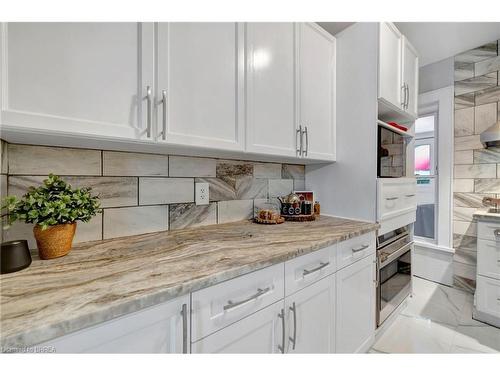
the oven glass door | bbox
[378,247,412,325]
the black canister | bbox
[1,240,32,274]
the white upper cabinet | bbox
[245,23,297,157]
[156,23,244,151]
[378,22,403,111]
[1,23,154,140]
[378,22,419,121]
[298,23,336,161]
[402,36,419,118]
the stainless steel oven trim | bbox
[378,242,413,269]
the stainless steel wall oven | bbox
[376,226,412,326]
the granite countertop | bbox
[473,208,500,221]
[0,215,379,348]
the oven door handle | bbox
[378,242,413,269]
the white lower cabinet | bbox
[35,231,378,353]
[285,275,336,353]
[335,253,377,353]
[40,295,189,353]
[191,301,285,353]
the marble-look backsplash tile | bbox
[455,108,474,136]
[268,179,294,198]
[454,135,483,151]
[454,93,475,110]
[474,178,500,193]
[454,72,497,96]
[473,148,500,163]
[253,163,281,178]
[454,164,496,179]
[474,55,500,77]
[103,151,168,176]
[282,164,305,179]
[454,192,493,208]
[1,141,307,244]
[453,39,499,292]
[169,156,216,178]
[9,145,101,176]
[474,102,497,135]
[103,206,169,239]
[454,150,473,165]
[1,140,8,174]
[217,199,253,224]
[169,203,217,230]
[139,177,194,205]
[9,175,138,208]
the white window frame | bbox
[414,86,454,253]
[414,114,438,243]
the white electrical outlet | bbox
[195,182,210,205]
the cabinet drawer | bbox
[477,239,500,280]
[476,275,500,318]
[377,178,417,221]
[285,245,336,296]
[478,221,500,242]
[191,263,284,342]
[337,232,376,270]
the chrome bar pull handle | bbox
[223,287,271,311]
[160,89,167,140]
[386,197,398,201]
[302,262,330,276]
[145,86,152,138]
[297,125,303,155]
[181,303,188,354]
[289,302,297,350]
[406,84,410,110]
[352,244,369,253]
[405,194,415,197]
[401,84,406,109]
[278,308,285,353]
[303,126,309,157]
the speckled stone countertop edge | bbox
[1,218,379,348]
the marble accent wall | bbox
[0,141,305,248]
[453,40,500,292]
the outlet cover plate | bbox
[195,182,210,205]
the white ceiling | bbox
[395,22,500,67]
[317,22,354,36]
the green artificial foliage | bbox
[1,174,101,230]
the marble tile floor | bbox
[370,276,500,353]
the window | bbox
[414,114,437,242]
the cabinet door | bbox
[336,253,376,353]
[476,275,500,319]
[378,22,402,109]
[285,275,335,353]
[1,23,154,140]
[192,301,285,353]
[41,295,189,353]
[402,37,419,118]
[245,23,297,157]
[298,23,336,161]
[156,23,244,151]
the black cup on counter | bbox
[1,240,32,274]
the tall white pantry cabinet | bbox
[0,22,336,163]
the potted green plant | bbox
[1,174,101,260]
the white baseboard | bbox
[413,242,454,286]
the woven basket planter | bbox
[33,222,77,260]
